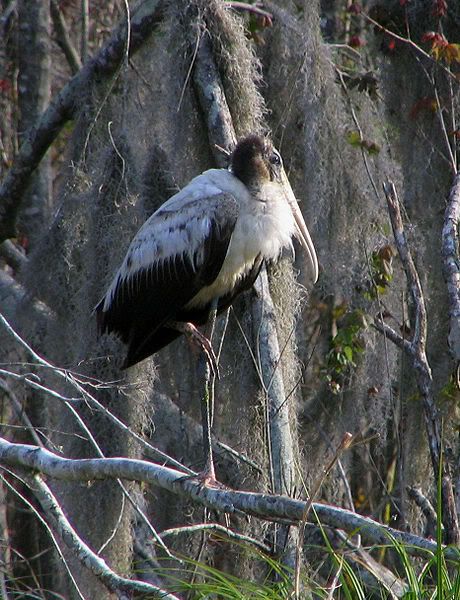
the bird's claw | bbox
[170,321,220,379]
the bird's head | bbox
[230,135,282,188]
[230,134,319,283]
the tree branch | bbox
[160,522,271,553]
[1,437,458,562]
[372,316,413,355]
[29,474,180,600]
[0,0,165,242]
[0,269,52,324]
[381,181,460,544]
[0,240,27,273]
[192,30,237,165]
[50,0,83,75]
[407,485,437,538]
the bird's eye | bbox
[269,151,281,166]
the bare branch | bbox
[372,316,413,355]
[1,437,458,562]
[160,522,271,553]
[30,474,180,600]
[1,472,86,599]
[407,486,437,538]
[382,183,427,355]
[0,0,165,242]
[0,269,52,324]
[50,0,82,74]
[192,31,237,166]
[331,529,407,599]
[252,269,296,497]
[0,240,27,272]
[381,181,460,544]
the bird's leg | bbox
[167,309,221,486]
[198,298,219,486]
[167,320,220,379]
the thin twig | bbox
[225,1,273,21]
[0,312,195,475]
[362,12,457,82]
[433,86,456,173]
[293,433,353,600]
[0,378,43,447]
[160,522,271,553]
[50,0,82,74]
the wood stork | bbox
[95,135,318,370]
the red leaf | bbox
[0,79,11,93]
[410,96,438,120]
[348,3,362,14]
[349,35,365,48]
[432,0,448,17]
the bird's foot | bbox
[179,461,225,489]
[169,320,220,379]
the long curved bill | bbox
[280,169,319,283]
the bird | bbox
[95,134,318,371]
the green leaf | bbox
[346,130,362,147]
[343,346,353,362]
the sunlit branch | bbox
[1,436,458,562]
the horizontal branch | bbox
[0,270,53,325]
[160,522,271,553]
[0,240,28,272]
[1,437,458,562]
[0,0,165,242]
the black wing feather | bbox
[96,198,238,368]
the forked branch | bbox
[374,181,459,544]
[29,474,179,600]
